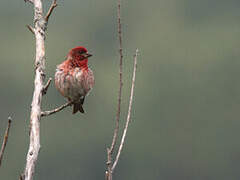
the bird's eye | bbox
[79,50,85,55]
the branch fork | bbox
[106,49,138,180]
[105,0,139,179]
[26,0,57,35]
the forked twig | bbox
[112,49,138,172]
[41,102,73,117]
[0,117,12,167]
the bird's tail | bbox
[72,103,85,114]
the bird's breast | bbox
[55,66,94,101]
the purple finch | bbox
[55,46,94,114]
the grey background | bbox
[1,0,240,179]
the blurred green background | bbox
[1,0,240,179]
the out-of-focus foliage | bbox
[1,0,240,179]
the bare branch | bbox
[41,102,73,117]
[45,0,57,22]
[110,0,124,154]
[0,117,12,167]
[26,25,35,34]
[22,0,57,179]
[112,49,138,172]
[106,0,123,179]
[42,78,52,95]
[109,0,124,154]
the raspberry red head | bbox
[68,46,92,61]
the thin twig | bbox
[0,117,12,167]
[45,0,57,22]
[112,49,138,172]
[110,0,124,153]
[106,0,123,179]
[26,25,35,34]
[41,102,72,117]
[42,78,52,95]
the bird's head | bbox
[68,46,92,60]
[68,46,92,68]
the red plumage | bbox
[55,46,94,114]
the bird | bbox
[55,46,94,114]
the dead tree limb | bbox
[22,1,57,180]
[0,117,12,167]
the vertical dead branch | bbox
[110,0,124,153]
[23,0,45,178]
[22,1,57,180]
[0,117,12,167]
[112,49,138,172]
[106,0,123,179]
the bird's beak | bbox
[86,53,92,58]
